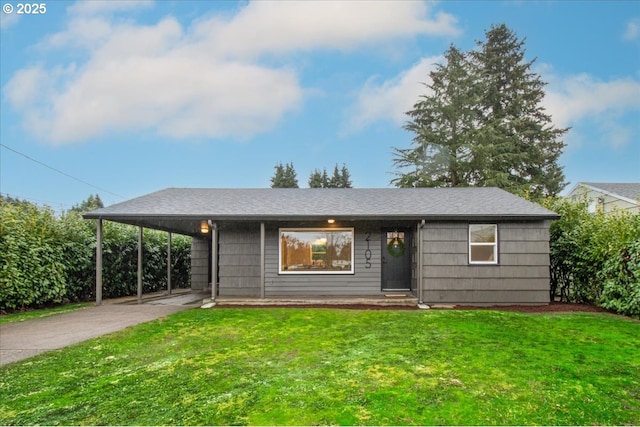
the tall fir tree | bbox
[392,45,479,188]
[393,25,567,200]
[270,162,299,188]
[470,24,567,199]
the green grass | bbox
[0,303,91,325]
[1,308,638,425]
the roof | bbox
[84,187,558,235]
[567,182,640,205]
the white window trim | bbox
[468,224,498,265]
[279,227,355,275]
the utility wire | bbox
[0,143,126,200]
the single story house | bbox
[566,182,640,215]
[84,187,558,306]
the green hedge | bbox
[544,197,640,317]
[0,200,191,312]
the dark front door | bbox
[381,229,412,291]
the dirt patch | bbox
[453,302,608,313]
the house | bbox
[566,182,640,214]
[84,187,558,306]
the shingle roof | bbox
[85,187,557,221]
[581,182,640,203]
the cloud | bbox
[348,58,640,149]
[544,72,640,147]
[4,1,459,145]
[194,1,460,58]
[346,56,442,131]
[623,18,640,41]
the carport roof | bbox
[84,187,558,235]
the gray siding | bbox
[218,226,261,296]
[421,221,550,305]
[190,237,209,290]
[264,226,382,296]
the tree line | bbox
[271,162,352,188]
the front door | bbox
[381,229,412,291]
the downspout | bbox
[209,220,218,302]
[418,219,426,305]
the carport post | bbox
[167,232,172,295]
[260,222,265,299]
[96,218,103,306]
[138,226,143,304]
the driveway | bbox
[0,292,206,366]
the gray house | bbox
[84,187,558,306]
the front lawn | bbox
[0,308,638,425]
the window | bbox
[469,224,498,264]
[279,228,354,274]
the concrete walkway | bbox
[0,291,206,366]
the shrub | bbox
[544,197,640,316]
[0,201,66,311]
[0,198,191,311]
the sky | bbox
[1,0,639,211]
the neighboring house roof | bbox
[567,182,640,205]
[84,187,557,235]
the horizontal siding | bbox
[421,221,550,305]
[190,237,208,290]
[423,290,550,305]
[265,226,382,296]
[218,227,260,296]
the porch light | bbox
[327,219,335,224]
[200,220,209,234]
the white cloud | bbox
[194,1,460,58]
[544,72,640,147]
[0,8,20,30]
[347,56,442,131]
[348,58,640,149]
[4,0,459,145]
[623,18,640,41]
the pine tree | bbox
[308,164,352,188]
[340,164,353,188]
[329,164,342,188]
[392,25,567,200]
[471,24,567,199]
[392,45,479,188]
[308,169,328,188]
[270,162,299,188]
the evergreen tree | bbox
[392,25,567,200]
[308,164,352,188]
[308,169,328,188]
[329,164,343,188]
[471,24,567,199]
[270,162,299,188]
[340,164,353,188]
[392,45,479,188]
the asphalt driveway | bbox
[0,292,205,366]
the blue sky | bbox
[1,0,639,210]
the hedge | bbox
[0,200,191,312]
[544,197,640,317]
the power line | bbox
[0,143,126,200]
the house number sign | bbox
[364,233,372,269]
